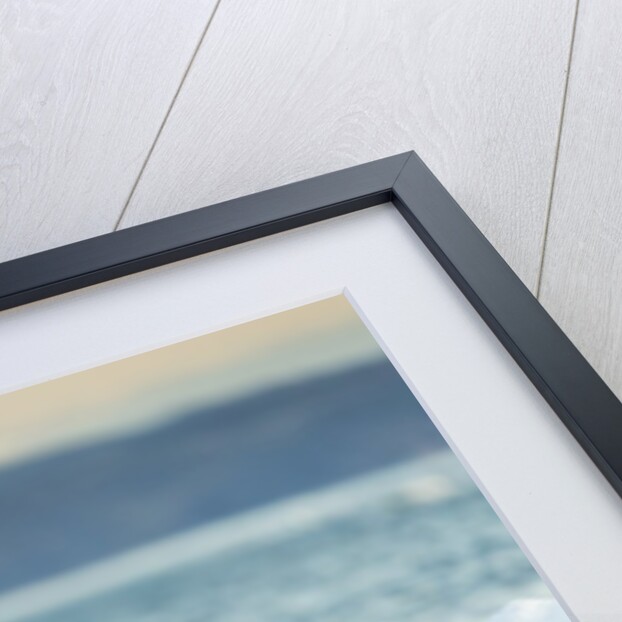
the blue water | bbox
[0,360,442,590]
[0,359,560,620]
[22,454,549,622]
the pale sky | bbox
[0,296,385,466]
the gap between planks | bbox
[535,0,581,299]
[113,0,225,231]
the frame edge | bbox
[0,153,411,311]
[393,151,622,498]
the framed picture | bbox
[0,152,620,621]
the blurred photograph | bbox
[0,295,567,622]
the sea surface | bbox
[0,453,568,622]
[0,360,568,621]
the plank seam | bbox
[535,0,581,298]
[112,0,225,232]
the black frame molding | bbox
[2,151,621,498]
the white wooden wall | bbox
[1,0,620,400]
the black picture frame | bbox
[1,151,621,499]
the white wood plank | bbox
[539,0,622,400]
[0,0,218,261]
[119,0,576,291]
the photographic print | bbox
[0,296,567,622]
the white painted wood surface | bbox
[118,0,576,291]
[539,0,622,400]
[0,0,218,262]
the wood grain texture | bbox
[539,0,622,399]
[119,0,576,291]
[0,0,218,261]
